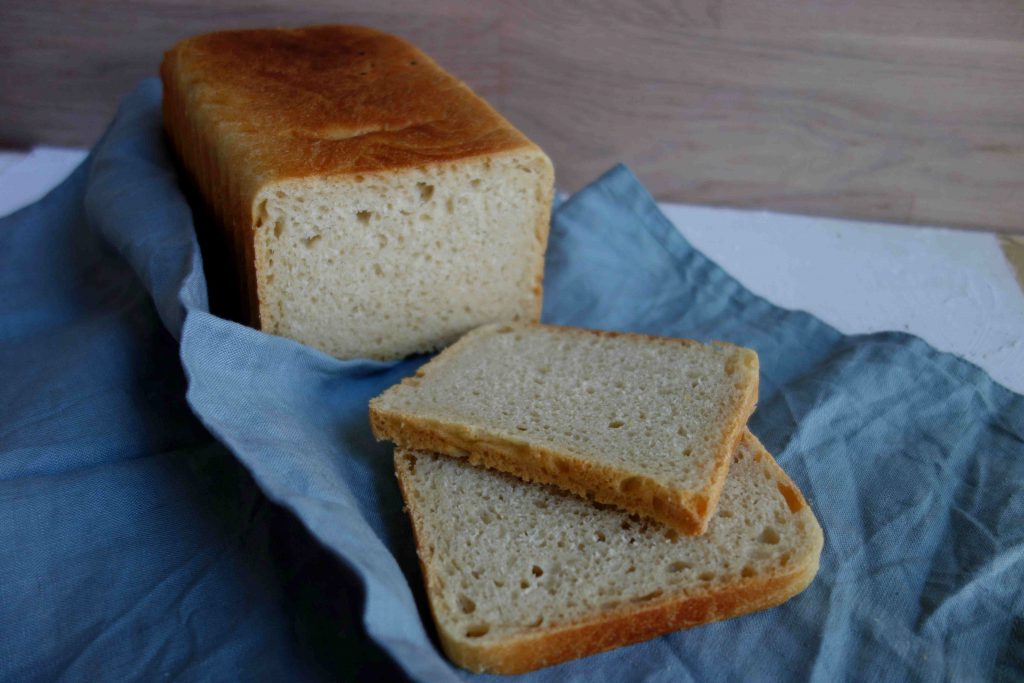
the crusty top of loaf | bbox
[161,25,537,182]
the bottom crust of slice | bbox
[437,557,819,675]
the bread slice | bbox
[394,432,823,674]
[371,323,759,535]
[161,26,553,360]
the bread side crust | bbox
[161,26,551,336]
[526,165,554,320]
[372,323,759,534]
[393,435,824,675]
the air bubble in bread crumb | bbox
[457,594,476,614]
[465,624,489,638]
[416,182,434,202]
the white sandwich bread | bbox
[371,323,760,534]
[162,26,554,360]
[394,432,823,674]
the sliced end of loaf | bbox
[252,153,552,360]
[395,432,822,674]
[372,323,760,534]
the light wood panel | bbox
[1,1,1022,232]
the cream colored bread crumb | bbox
[395,432,823,674]
[253,155,551,359]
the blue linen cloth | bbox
[1,78,1021,681]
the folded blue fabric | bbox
[1,79,1021,681]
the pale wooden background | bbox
[2,0,1023,233]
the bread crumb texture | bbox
[374,323,758,497]
[254,157,550,359]
[396,432,822,672]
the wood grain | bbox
[1,0,1022,232]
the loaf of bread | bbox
[371,323,759,534]
[161,26,554,360]
[395,432,823,674]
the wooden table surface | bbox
[1,1,1023,234]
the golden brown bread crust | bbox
[393,433,823,674]
[160,25,546,329]
[372,323,759,535]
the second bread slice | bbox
[395,432,823,673]
[370,323,759,534]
